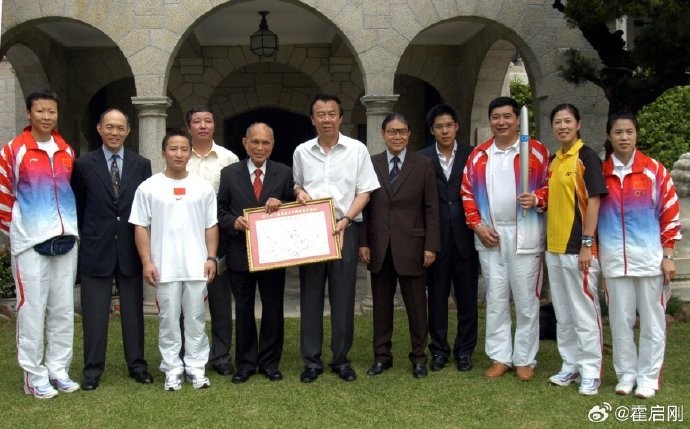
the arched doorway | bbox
[223,108,315,166]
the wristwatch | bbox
[207,256,220,263]
[581,235,593,248]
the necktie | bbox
[253,169,263,200]
[389,156,400,190]
[110,154,120,194]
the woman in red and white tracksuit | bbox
[598,111,681,400]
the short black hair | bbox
[185,106,214,127]
[488,97,520,118]
[309,94,343,117]
[161,129,191,151]
[98,108,130,127]
[606,111,638,134]
[425,104,458,129]
[26,88,58,111]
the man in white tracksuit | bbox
[461,97,550,381]
[130,129,219,391]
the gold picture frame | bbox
[244,198,342,272]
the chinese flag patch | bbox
[173,187,186,196]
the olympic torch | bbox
[519,105,530,217]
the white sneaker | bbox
[50,377,81,393]
[24,384,58,399]
[549,371,581,387]
[186,373,211,389]
[635,386,656,399]
[579,378,600,395]
[615,381,635,395]
[164,373,183,391]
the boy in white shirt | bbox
[129,130,219,391]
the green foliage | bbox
[666,296,685,317]
[509,79,536,136]
[636,86,690,169]
[555,0,690,112]
[556,48,600,86]
[0,252,14,298]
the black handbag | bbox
[33,235,77,256]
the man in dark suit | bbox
[418,104,480,373]
[217,122,294,384]
[359,113,440,378]
[71,108,153,390]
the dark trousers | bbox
[427,240,479,359]
[207,269,233,367]
[228,268,285,372]
[299,224,358,370]
[81,270,147,378]
[371,247,428,365]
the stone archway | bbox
[471,39,519,146]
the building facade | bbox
[1,0,608,168]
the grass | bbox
[0,311,689,428]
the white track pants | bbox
[606,276,668,391]
[545,252,603,379]
[156,280,209,377]
[479,225,542,367]
[12,247,77,389]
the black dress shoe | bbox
[366,361,392,376]
[130,371,154,384]
[300,367,323,383]
[259,367,283,381]
[232,370,254,384]
[82,376,100,391]
[456,355,473,372]
[412,363,428,378]
[213,363,234,376]
[333,365,357,382]
[430,355,448,372]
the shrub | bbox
[0,251,15,298]
[510,79,536,136]
[637,86,690,170]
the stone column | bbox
[359,94,399,311]
[132,95,171,315]
[132,96,171,174]
[670,154,690,301]
[360,95,400,155]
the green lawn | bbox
[0,311,688,428]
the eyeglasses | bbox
[385,128,410,136]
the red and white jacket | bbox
[0,127,78,255]
[598,150,681,278]
[461,137,549,254]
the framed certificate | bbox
[244,198,342,271]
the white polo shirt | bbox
[292,133,380,221]
[488,138,518,224]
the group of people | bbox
[0,89,680,402]
[462,100,680,400]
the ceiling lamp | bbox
[250,11,279,58]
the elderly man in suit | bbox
[71,108,153,390]
[418,104,480,373]
[359,113,440,378]
[217,122,294,384]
